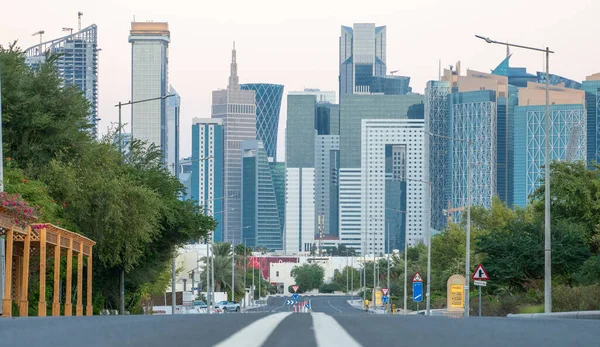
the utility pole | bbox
[386,220,390,314]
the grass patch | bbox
[519,304,544,314]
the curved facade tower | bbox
[240,83,284,159]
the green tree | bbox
[290,263,325,293]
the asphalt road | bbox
[2,295,598,347]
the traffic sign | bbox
[292,285,300,293]
[412,272,423,282]
[474,280,487,287]
[472,264,490,281]
[381,288,389,296]
[413,282,423,302]
[286,299,294,305]
[382,296,389,304]
[305,302,310,309]
[292,293,299,300]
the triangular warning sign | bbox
[472,264,490,280]
[412,272,423,282]
[381,288,389,296]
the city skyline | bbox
[4,0,599,163]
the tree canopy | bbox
[0,44,215,313]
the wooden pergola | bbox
[1,207,96,317]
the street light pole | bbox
[476,35,554,313]
[426,182,432,316]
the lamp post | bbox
[475,34,554,314]
[113,94,176,316]
[232,226,251,302]
[385,208,408,315]
[424,130,472,317]
[243,237,256,307]
[369,216,391,314]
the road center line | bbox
[213,313,291,347]
[311,312,362,347]
[328,300,343,313]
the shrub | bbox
[319,282,341,293]
[553,285,600,312]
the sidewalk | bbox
[347,299,387,314]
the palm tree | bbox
[199,242,245,298]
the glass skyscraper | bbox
[129,22,171,166]
[240,83,284,159]
[581,73,600,165]
[242,140,282,251]
[25,25,99,136]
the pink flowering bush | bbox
[0,191,43,229]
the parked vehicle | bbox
[215,301,241,312]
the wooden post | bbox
[38,228,47,316]
[52,242,60,316]
[65,238,73,316]
[86,247,93,316]
[76,241,83,316]
[19,226,31,317]
[1,228,14,317]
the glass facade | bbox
[448,91,497,222]
[339,94,425,168]
[242,141,282,251]
[269,162,286,243]
[581,80,600,164]
[513,104,587,207]
[166,86,180,174]
[25,25,99,136]
[339,24,387,95]
[286,95,317,168]
[240,83,284,159]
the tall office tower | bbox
[25,25,99,136]
[212,44,256,244]
[269,162,286,246]
[165,86,180,174]
[241,140,282,251]
[339,23,386,95]
[513,82,586,207]
[315,103,340,238]
[338,94,424,254]
[288,88,336,104]
[240,83,284,159]
[129,22,171,163]
[191,118,225,242]
[363,119,425,254]
[581,73,600,165]
[285,95,317,254]
[424,80,450,232]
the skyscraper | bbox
[212,44,257,244]
[338,94,424,253]
[513,82,586,207]
[242,140,282,251]
[25,25,99,136]
[288,88,336,104]
[363,119,425,254]
[240,83,284,159]
[129,22,171,165]
[339,24,386,95]
[285,95,317,254]
[581,73,600,165]
[191,118,225,242]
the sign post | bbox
[471,264,489,317]
[381,288,389,314]
[412,273,423,313]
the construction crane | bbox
[63,27,73,35]
[32,30,45,45]
[78,12,83,31]
[443,201,464,224]
[390,70,399,75]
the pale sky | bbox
[2,0,599,162]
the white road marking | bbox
[311,312,362,347]
[213,312,291,347]
[327,300,343,313]
[271,299,287,312]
